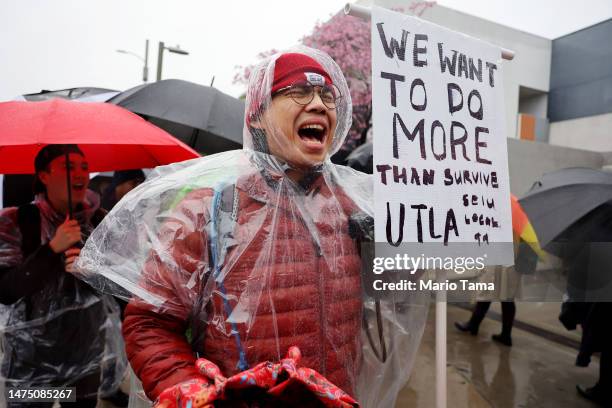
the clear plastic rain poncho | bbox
[76,46,428,407]
[0,191,126,404]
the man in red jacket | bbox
[77,48,374,407]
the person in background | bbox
[0,144,126,407]
[560,302,611,406]
[455,233,538,347]
[455,299,516,346]
[87,174,113,198]
[558,207,612,406]
[101,169,145,211]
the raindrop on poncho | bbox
[76,46,428,408]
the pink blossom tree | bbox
[302,12,372,154]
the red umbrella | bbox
[0,98,199,174]
[0,98,200,217]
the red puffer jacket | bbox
[123,171,363,401]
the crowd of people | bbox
[0,46,610,408]
[0,48,425,408]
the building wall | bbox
[549,112,612,152]
[507,138,604,195]
[357,1,607,189]
[362,0,552,140]
[519,93,547,118]
[548,19,612,122]
[517,113,549,143]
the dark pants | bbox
[600,349,611,389]
[469,301,516,337]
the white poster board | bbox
[372,6,513,265]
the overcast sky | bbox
[1,0,611,102]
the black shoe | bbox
[454,321,478,335]
[100,389,129,407]
[491,334,512,347]
[576,384,610,406]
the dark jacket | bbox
[0,194,109,397]
[557,209,612,367]
[560,302,612,367]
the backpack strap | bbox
[188,183,245,369]
[17,203,41,258]
[209,183,249,371]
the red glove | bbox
[156,347,358,407]
[271,346,359,407]
[195,357,228,390]
[218,347,359,407]
[153,376,219,408]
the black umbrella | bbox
[108,79,244,155]
[519,167,612,248]
[346,141,373,174]
[20,87,119,102]
[553,202,612,301]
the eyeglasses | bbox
[274,80,341,110]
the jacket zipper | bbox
[293,189,326,375]
[316,247,326,376]
[298,206,325,375]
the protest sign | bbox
[372,6,513,265]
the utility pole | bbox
[143,39,149,82]
[156,41,164,82]
[156,41,189,81]
[116,39,150,83]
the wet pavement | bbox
[396,304,601,407]
[97,303,599,408]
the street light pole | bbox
[156,41,189,81]
[116,39,149,83]
[156,41,165,82]
[143,39,149,83]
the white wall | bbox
[549,112,612,152]
[361,0,552,141]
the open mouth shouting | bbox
[297,121,328,153]
[71,181,87,193]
